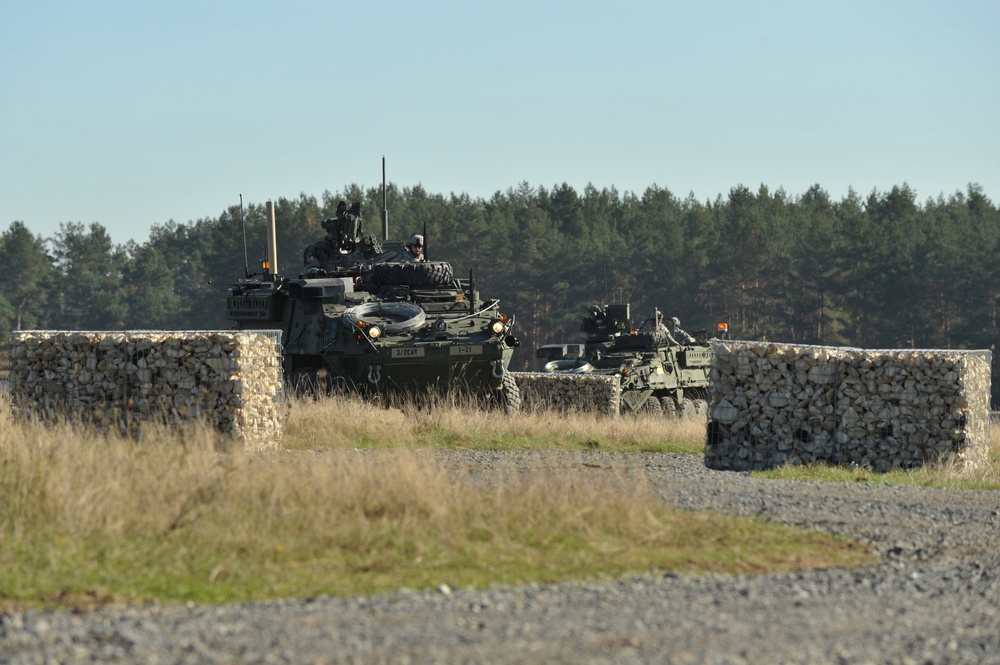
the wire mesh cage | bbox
[706,341,992,471]
[8,329,285,447]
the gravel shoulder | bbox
[3,451,1000,665]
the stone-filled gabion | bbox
[8,330,284,450]
[706,340,992,471]
[511,372,621,416]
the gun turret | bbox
[581,303,630,340]
[319,201,364,253]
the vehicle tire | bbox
[613,330,670,350]
[498,372,522,414]
[693,399,709,417]
[642,395,663,416]
[485,372,521,414]
[290,366,338,398]
[371,261,454,288]
[680,397,698,419]
[660,396,678,419]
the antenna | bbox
[240,194,250,278]
[603,264,609,304]
[381,156,389,241]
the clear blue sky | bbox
[3,0,997,245]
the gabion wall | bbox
[706,341,992,471]
[9,330,284,450]
[511,372,621,415]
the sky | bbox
[2,0,997,245]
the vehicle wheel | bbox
[693,399,709,417]
[290,367,333,398]
[497,372,522,415]
[371,261,454,288]
[642,395,663,416]
[420,261,454,286]
[680,397,698,419]
[613,330,670,350]
[660,396,678,419]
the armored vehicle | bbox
[226,169,521,411]
[537,303,711,417]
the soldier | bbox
[637,308,670,334]
[671,316,696,343]
[303,235,335,276]
[303,201,363,275]
[404,234,425,262]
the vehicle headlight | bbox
[368,325,383,339]
[491,320,505,335]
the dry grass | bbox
[0,391,873,610]
[283,394,1000,486]
[281,392,708,453]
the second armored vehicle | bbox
[226,170,521,411]
[537,303,711,417]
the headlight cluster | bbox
[490,315,509,336]
[357,320,382,340]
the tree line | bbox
[3,181,998,401]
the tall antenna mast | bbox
[240,194,250,278]
[381,156,389,241]
[603,264,609,304]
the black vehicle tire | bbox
[498,372,522,415]
[641,395,663,416]
[680,397,698,419]
[660,396,678,419]
[371,261,454,288]
[693,399,709,417]
[290,366,341,398]
[613,330,670,350]
[485,372,521,415]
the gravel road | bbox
[3,451,1000,665]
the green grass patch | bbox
[0,396,874,611]
[754,461,1000,490]
[752,425,1000,489]
[0,443,873,610]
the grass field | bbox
[0,391,882,611]
[282,393,1000,488]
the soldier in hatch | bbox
[671,316,697,343]
[637,308,669,334]
[303,201,363,275]
[403,234,425,262]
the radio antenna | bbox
[240,194,250,278]
[381,156,389,241]
[603,264,609,304]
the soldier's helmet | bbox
[406,233,424,257]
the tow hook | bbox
[367,364,382,385]
[491,359,505,379]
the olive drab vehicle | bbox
[225,162,521,410]
[537,303,711,417]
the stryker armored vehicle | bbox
[226,164,521,411]
[537,303,711,417]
